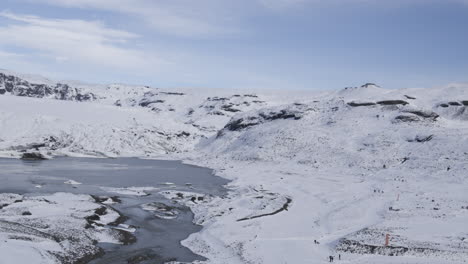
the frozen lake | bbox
[0,157,230,264]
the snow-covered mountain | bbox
[0,70,313,158]
[1,70,468,264]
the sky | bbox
[0,0,467,90]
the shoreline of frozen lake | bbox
[0,157,230,264]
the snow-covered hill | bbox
[1,71,467,264]
[0,70,316,158]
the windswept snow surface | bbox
[0,193,121,264]
[1,73,468,264]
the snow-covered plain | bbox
[1,70,468,264]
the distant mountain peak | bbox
[361,83,380,88]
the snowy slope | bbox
[182,85,468,264]
[1,71,468,264]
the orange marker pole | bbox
[385,234,390,246]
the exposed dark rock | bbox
[52,247,105,264]
[237,197,292,222]
[139,99,165,107]
[114,229,137,245]
[176,131,190,137]
[223,107,303,133]
[361,83,380,88]
[347,101,376,107]
[94,207,107,216]
[207,97,228,101]
[259,110,302,121]
[108,210,129,227]
[110,196,122,203]
[403,110,439,120]
[404,95,416,100]
[224,118,258,131]
[449,101,462,106]
[210,111,225,116]
[439,104,449,108]
[21,152,47,160]
[160,92,185,96]
[7,235,34,241]
[0,72,96,101]
[21,211,32,216]
[408,135,434,143]
[85,214,100,222]
[336,239,449,257]
[221,105,241,112]
[31,143,46,150]
[90,195,121,204]
[377,100,409,106]
[462,101,468,106]
[394,115,420,122]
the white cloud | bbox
[0,11,164,70]
[22,0,238,37]
[23,0,468,37]
[0,50,25,58]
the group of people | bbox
[328,254,341,262]
[313,239,342,262]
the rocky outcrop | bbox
[435,101,468,120]
[337,239,450,257]
[408,135,434,143]
[0,73,96,101]
[221,105,305,133]
[20,152,47,160]
[347,100,410,107]
[403,110,439,120]
[376,100,409,106]
[347,101,376,107]
[394,115,420,122]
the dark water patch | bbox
[0,157,229,264]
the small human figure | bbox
[329,255,334,262]
[339,254,341,260]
